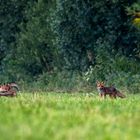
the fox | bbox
[0,83,19,97]
[96,81,126,99]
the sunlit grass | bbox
[0,93,139,140]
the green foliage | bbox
[126,2,140,27]
[14,0,59,75]
[36,70,87,92]
[2,0,59,80]
[53,0,140,71]
[0,0,140,93]
[83,44,140,93]
[0,0,34,70]
[0,93,139,140]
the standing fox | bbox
[96,81,126,99]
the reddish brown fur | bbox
[0,83,19,97]
[97,81,126,99]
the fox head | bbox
[96,81,105,88]
[96,81,105,94]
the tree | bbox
[2,0,140,84]
[6,0,59,79]
[0,0,35,74]
[53,0,140,72]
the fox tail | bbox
[116,91,126,98]
[10,83,19,91]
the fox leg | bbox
[109,93,116,99]
[99,93,103,98]
[109,94,113,99]
[112,93,117,99]
[104,94,107,99]
[101,93,106,99]
[113,94,117,99]
[99,93,105,99]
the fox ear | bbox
[96,81,100,84]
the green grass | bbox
[0,93,139,140]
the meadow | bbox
[0,93,139,140]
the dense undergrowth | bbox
[0,1,140,94]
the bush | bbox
[27,70,88,93]
[83,43,140,94]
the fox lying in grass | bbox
[0,83,19,97]
[97,81,126,99]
